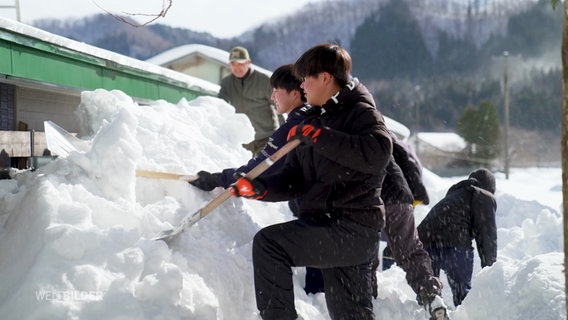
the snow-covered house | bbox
[145,44,273,86]
[408,132,468,175]
[0,18,217,168]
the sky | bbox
[0,0,326,38]
[0,87,564,319]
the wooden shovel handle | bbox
[199,139,301,218]
[136,170,198,181]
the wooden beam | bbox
[0,131,52,157]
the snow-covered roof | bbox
[384,117,410,140]
[146,44,228,66]
[0,17,220,95]
[417,132,466,152]
[145,43,273,76]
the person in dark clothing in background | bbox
[373,132,449,320]
[189,64,307,191]
[218,46,280,157]
[229,43,392,320]
[417,168,497,307]
[380,131,431,272]
[301,130,449,320]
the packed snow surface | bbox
[0,89,563,320]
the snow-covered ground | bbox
[0,89,563,320]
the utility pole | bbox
[414,85,421,157]
[503,51,510,179]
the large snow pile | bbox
[0,89,563,320]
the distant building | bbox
[408,132,468,176]
[385,118,410,141]
[0,18,216,168]
[146,44,272,86]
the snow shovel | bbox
[43,121,198,182]
[43,121,300,240]
[151,138,301,242]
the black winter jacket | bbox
[381,160,414,205]
[392,133,430,205]
[417,178,497,267]
[381,133,429,206]
[259,79,393,230]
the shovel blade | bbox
[151,209,203,241]
[44,121,90,157]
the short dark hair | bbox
[270,64,306,102]
[293,43,352,87]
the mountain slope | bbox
[32,0,543,69]
[31,0,561,138]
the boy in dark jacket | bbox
[192,64,324,298]
[189,64,308,191]
[230,44,392,320]
[417,168,497,307]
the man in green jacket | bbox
[218,46,280,156]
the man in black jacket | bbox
[417,168,497,307]
[230,44,392,320]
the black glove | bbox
[189,171,222,191]
[286,123,323,145]
[229,176,267,200]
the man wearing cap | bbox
[218,46,280,156]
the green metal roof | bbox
[0,17,219,103]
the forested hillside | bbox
[33,0,561,139]
[349,0,561,135]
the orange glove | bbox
[229,176,267,200]
[287,124,322,145]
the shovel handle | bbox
[136,170,198,182]
[199,139,301,218]
[153,139,302,241]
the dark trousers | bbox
[304,267,324,294]
[252,216,380,320]
[381,246,396,271]
[426,247,474,306]
[379,204,435,295]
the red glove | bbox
[229,176,267,200]
[287,124,322,145]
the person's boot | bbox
[423,295,449,320]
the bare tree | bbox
[550,0,567,318]
[93,0,172,27]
